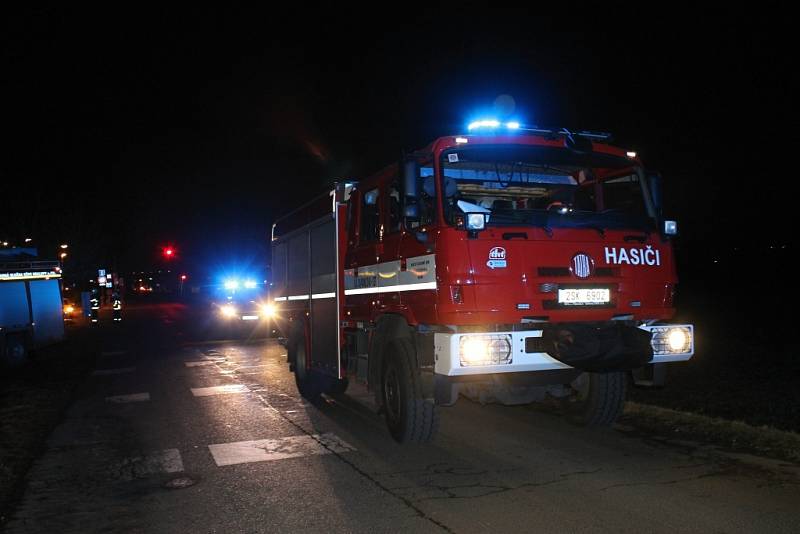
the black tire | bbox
[288,326,325,402]
[2,335,28,368]
[566,371,626,427]
[382,338,439,443]
[327,377,349,395]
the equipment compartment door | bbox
[309,217,339,377]
[29,279,65,348]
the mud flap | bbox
[542,323,653,372]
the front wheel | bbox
[382,338,439,443]
[566,371,626,427]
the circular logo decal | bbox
[571,253,593,279]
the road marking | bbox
[101,350,127,356]
[207,433,355,466]
[116,449,184,479]
[92,367,136,376]
[190,384,249,397]
[106,392,150,403]
[184,360,216,367]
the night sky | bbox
[2,6,792,279]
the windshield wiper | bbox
[574,223,605,237]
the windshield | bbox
[438,145,656,232]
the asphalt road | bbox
[5,301,800,533]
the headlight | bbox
[465,213,486,231]
[63,305,75,314]
[459,334,512,366]
[220,304,237,318]
[260,302,276,318]
[650,326,693,354]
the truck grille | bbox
[537,267,617,277]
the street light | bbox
[60,244,69,249]
[60,252,68,259]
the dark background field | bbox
[628,244,798,433]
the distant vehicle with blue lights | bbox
[211,276,275,325]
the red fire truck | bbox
[271,122,694,443]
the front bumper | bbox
[434,324,694,376]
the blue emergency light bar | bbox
[223,277,261,291]
[465,118,613,141]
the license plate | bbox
[558,288,610,306]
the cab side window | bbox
[360,188,380,242]
[387,177,402,233]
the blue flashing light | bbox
[467,119,523,132]
[467,119,501,131]
[224,279,240,290]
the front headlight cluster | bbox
[220,304,237,318]
[459,334,512,366]
[650,326,693,354]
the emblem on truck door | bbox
[571,253,593,278]
[487,247,507,269]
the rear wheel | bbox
[566,371,626,427]
[382,338,439,443]
[2,335,28,368]
[288,324,348,401]
[288,327,325,402]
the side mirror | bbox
[403,160,420,199]
[465,213,486,231]
[404,203,420,222]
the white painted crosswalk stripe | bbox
[184,360,217,367]
[208,433,355,466]
[105,392,150,403]
[92,367,136,376]
[115,449,184,479]
[191,384,249,397]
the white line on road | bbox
[105,392,150,403]
[208,433,355,466]
[190,384,250,397]
[184,360,217,367]
[92,367,136,376]
[116,449,184,479]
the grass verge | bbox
[620,401,800,464]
